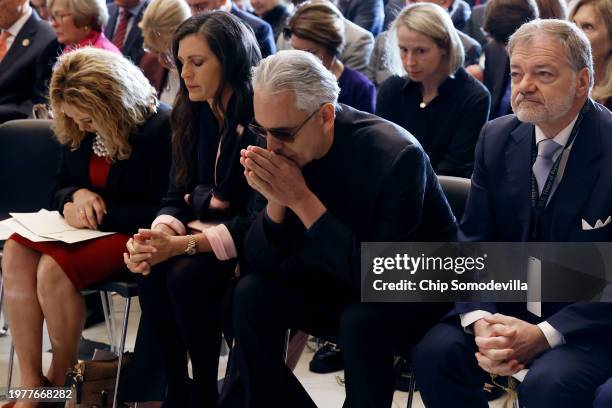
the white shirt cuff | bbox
[537,321,565,348]
[460,310,493,334]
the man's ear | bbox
[576,67,591,98]
[320,103,336,132]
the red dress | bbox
[9,155,130,289]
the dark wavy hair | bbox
[170,11,261,187]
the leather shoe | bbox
[309,342,344,374]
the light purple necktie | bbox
[532,139,562,195]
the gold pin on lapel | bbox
[22,38,30,47]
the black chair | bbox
[0,119,61,394]
[0,120,138,408]
[437,175,471,221]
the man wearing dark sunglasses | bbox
[232,49,457,407]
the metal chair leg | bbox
[100,291,115,353]
[112,297,131,408]
[0,270,8,337]
[283,329,290,362]
[108,293,120,352]
[406,371,416,408]
[7,342,14,391]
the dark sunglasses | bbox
[248,106,321,142]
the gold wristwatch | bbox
[184,235,197,255]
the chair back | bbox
[0,119,61,220]
[437,175,471,222]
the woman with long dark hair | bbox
[123,11,262,407]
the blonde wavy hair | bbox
[569,0,612,105]
[49,47,158,160]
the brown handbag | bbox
[65,354,130,408]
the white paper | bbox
[10,210,78,235]
[6,210,115,243]
[0,221,13,240]
[0,218,55,242]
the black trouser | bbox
[131,254,235,407]
[231,271,449,408]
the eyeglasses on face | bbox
[248,105,323,142]
[50,12,72,24]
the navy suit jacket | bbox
[337,0,384,36]
[0,11,55,123]
[483,39,510,118]
[454,101,612,347]
[231,4,275,58]
[104,1,148,65]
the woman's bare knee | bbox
[36,255,77,299]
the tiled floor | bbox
[0,295,508,407]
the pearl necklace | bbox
[92,134,110,157]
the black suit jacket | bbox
[231,4,276,58]
[104,1,148,65]
[483,39,510,118]
[244,104,458,293]
[453,101,612,347]
[0,11,55,123]
[54,104,172,234]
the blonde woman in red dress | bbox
[1,47,172,408]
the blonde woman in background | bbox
[569,0,612,109]
[0,48,172,408]
[47,0,119,54]
[139,0,191,105]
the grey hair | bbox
[508,19,594,88]
[47,0,108,31]
[252,50,340,112]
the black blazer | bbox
[54,104,172,234]
[483,39,510,118]
[157,101,265,256]
[0,11,55,123]
[104,1,148,65]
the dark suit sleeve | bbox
[458,121,494,241]
[348,0,384,36]
[464,41,482,67]
[546,304,612,346]
[32,40,61,106]
[53,147,88,214]
[156,161,193,225]
[99,124,172,233]
[435,88,490,177]
[255,23,276,58]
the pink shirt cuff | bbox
[151,215,187,236]
[203,224,237,260]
